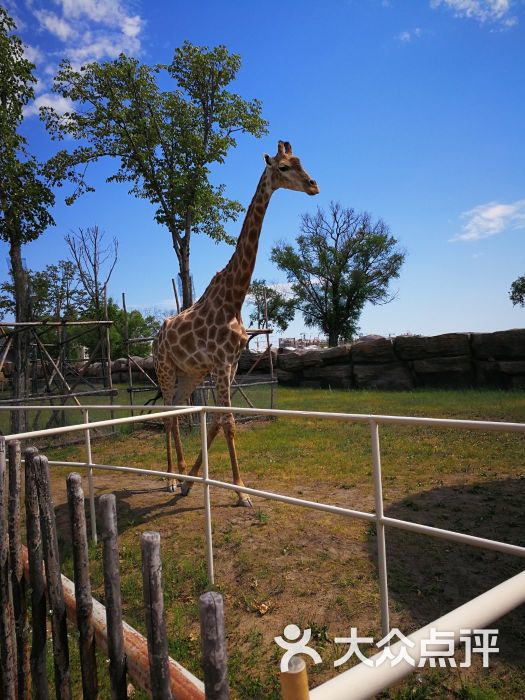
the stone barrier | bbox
[274,329,525,390]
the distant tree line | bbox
[0,225,161,359]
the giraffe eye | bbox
[279,165,290,172]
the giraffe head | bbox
[264,141,320,196]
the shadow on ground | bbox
[369,477,525,665]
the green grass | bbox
[39,387,525,698]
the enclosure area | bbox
[3,387,525,699]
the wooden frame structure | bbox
[0,318,116,433]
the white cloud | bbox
[29,0,144,62]
[23,43,43,64]
[452,198,525,241]
[430,0,518,26]
[23,93,74,118]
[396,27,422,41]
[34,9,77,41]
[23,0,145,116]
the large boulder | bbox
[276,368,302,386]
[303,364,353,389]
[319,345,352,365]
[475,361,504,388]
[394,333,470,360]
[279,351,310,372]
[352,338,396,364]
[112,357,128,372]
[142,356,155,371]
[353,363,413,390]
[471,329,525,360]
[413,356,473,387]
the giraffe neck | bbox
[207,169,273,312]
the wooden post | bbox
[66,473,98,700]
[141,532,172,700]
[8,440,29,699]
[122,293,135,421]
[280,656,310,700]
[198,592,229,700]
[0,436,17,699]
[24,447,49,699]
[99,493,127,699]
[33,454,72,699]
[103,285,116,424]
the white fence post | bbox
[84,409,97,544]
[201,410,215,586]
[370,418,389,638]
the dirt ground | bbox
[44,425,525,699]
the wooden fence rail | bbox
[0,439,244,699]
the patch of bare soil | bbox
[47,443,525,698]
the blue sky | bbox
[5,0,525,340]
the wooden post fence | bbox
[0,436,16,699]
[198,592,230,700]
[8,439,29,699]
[67,473,98,699]
[33,454,72,699]
[24,447,49,699]
[0,445,258,700]
[100,493,128,699]
[141,531,172,700]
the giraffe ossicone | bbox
[153,140,319,506]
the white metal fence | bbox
[3,403,525,699]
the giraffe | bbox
[153,140,319,506]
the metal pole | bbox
[201,411,214,585]
[370,419,389,638]
[84,410,97,543]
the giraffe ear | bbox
[264,153,272,166]
[284,141,292,154]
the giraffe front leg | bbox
[165,416,177,493]
[170,415,187,492]
[214,368,252,508]
[222,412,252,508]
[180,415,221,496]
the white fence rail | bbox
[3,402,525,698]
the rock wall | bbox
[2,330,523,391]
[275,329,525,390]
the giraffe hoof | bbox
[167,481,177,493]
[180,481,191,497]
[236,496,253,508]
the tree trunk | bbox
[328,329,339,348]
[9,241,29,433]
[179,209,193,309]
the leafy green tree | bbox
[42,42,268,308]
[0,260,88,320]
[0,8,55,429]
[509,275,525,307]
[271,202,405,347]
[80,299,159,359]
[247,279,295,332]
